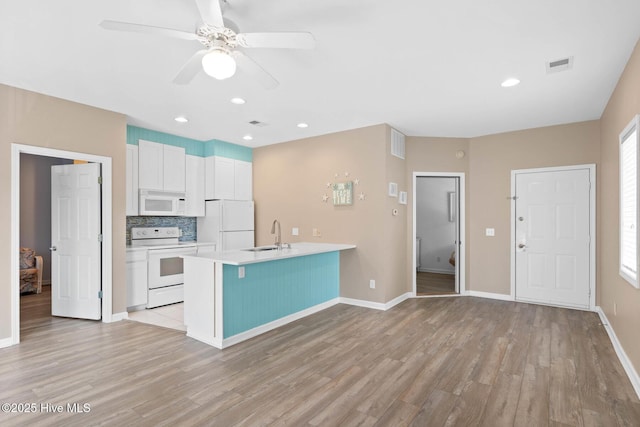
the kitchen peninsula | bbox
[182,242,356,349]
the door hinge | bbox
[98,176,103,185]
[98,234,103,242]
[98,290,103,299]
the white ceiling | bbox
[1,0,639,147]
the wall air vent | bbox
[546,56,574,73]
[391,128,405,159]
[249,120,267,127]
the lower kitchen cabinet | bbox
[126,249,148,309]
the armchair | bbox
[20,247,43,294]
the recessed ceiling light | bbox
[243,135,253,141]
[230,97,246,105]
[501,78,520,88]
[297,122,309,128]
[174,116,188,123]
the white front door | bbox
[51,163,102,319]
[514,167,592,309]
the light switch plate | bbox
[485,228,495,237]
[292,227,299,236]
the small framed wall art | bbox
[333,181,353,205]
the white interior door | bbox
[51,163,102,319]
[514,168,591,308]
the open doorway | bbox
[413,172,465,297]
[11,143,114,346]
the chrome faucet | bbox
[271,219,281,249]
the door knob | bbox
[518,243,526,249]
[49,246,57,251]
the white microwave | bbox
[139,190,185,216]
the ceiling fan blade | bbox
[232,51,279,90]
[173,50,208,85]
[195,0,224,28]
[236,32,316,49]
[99,20,198,41]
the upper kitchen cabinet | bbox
[205,156,252,200]
[184,155,205,216]
[125,144,139,216]
[234,160,253,201]
[138,139,185,192]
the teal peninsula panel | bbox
[222,252,339,338]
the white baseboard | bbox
[0,336,15,349]
[340,292,411,311]
[187,330,222,349]
[107,312,129,322]
[466,290,514,301]
[595,306,640,399]
[220,298,341,349]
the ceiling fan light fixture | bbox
[202,49,236,80]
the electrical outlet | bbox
[485,228,495,237]
[292,227,299,236]
[312,228,321,237]
[369,279,375,289]
[238,266,245,279]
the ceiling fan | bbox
[100,0,316,89]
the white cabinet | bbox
[196,242,217,256]
[125,144,139,216]
[205,156,235,200]
[138,139,185,192]
[185,155,205,216]
[205,156,252,200]
[126,249,148,309]
[234,160,253,201]
[164,144,186,193]
[138,140,164,191]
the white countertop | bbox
[182,242,356,265]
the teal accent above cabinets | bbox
[205,139,253,162]
[127,125,204,156]
[222,252,340,338]
[126,125,252,161]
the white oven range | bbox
[131,227,197,308]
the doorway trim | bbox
[10,143,113,346]
[412,172,466,297]
[509,164,596,309]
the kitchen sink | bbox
[243,245,279,252]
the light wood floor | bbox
[3,288,640,426]
[417,272,456,295]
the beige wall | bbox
[467,121,601,294]
[383,126,407,301]
[0,84,127,339]
[253,124,402,303]
[600,40,640,374]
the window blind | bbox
[621,128,638,281]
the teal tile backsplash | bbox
[126,216,196,242]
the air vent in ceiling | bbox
[546,56,574,73]
[249,120,267,127]
[391,128,405,160]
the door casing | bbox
[10,143,114,345]
[412,172,466,297]
[510,164,596,310]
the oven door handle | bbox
[147,247,197,257]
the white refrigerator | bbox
[197,200,255,251]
